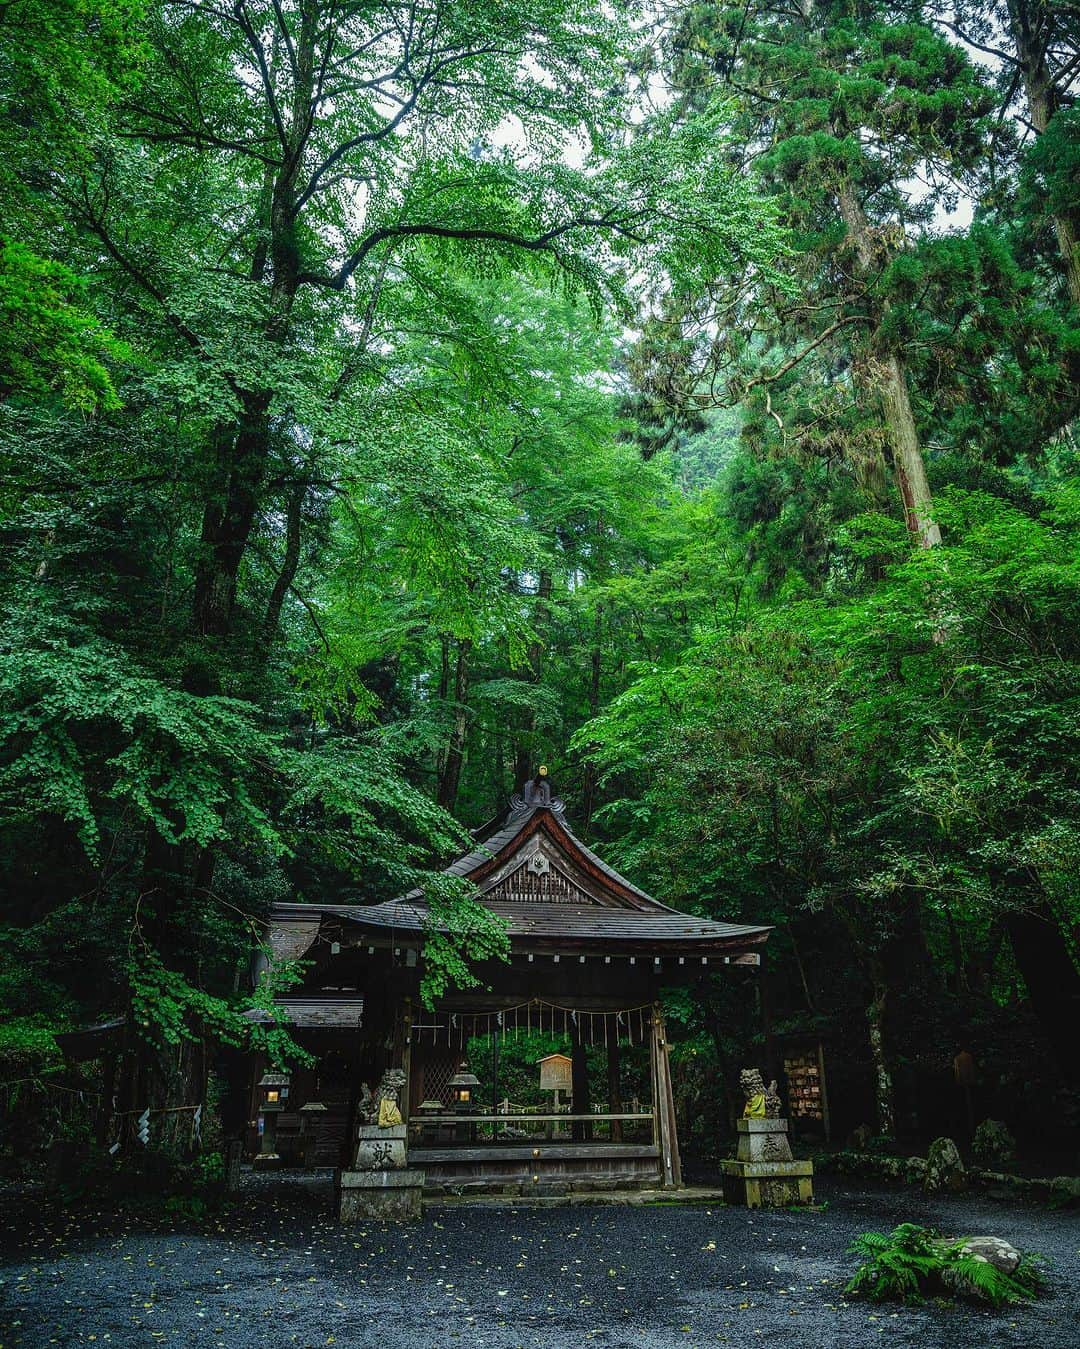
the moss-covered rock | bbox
[924,1137,966,1195]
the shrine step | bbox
[412,1144,662,1194]
[426,1185,729,1208]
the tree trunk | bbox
[1007,0,1080,305]
[703,1002,733,1133]
[193,391,274,636]
[759,950,780,1088]
[968,920,1006,996]
[944,904,969,996]
[527,569,553,677]
[1050,215,1080,309]
[437,638,471,812]
[879,350,942,547]
[260,480,305,649]
[866,973,896,1137]
[194,8,321,641]
[579,603,603,832]
[513,568,553,786]
[835,180,941,547]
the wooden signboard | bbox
[537,1053,572,1093]
[782,1042,830,1141]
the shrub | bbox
[971,1119,1017,1170]
[845,1222,1045,1308]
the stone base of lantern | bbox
[721,1119,814,1208]
[337,1124,424,1221]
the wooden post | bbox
[650,1009,672,1187]
[491,1025,501,1120]
[817,1041,832,1144]
[215,1043,251,1186]
[96,1052,118,1147]
[652,1005,681,1188]
[649,1013,660,1155]
[760,952,780,1089]
[400,997,413,1112]
[571,1018,592,1142]
[224,1138,243,1193]
[607,1016,623,1143]
[659,1011,682,1188]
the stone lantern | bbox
[449,1062,480,1109]
[254,1072,290,1169]
[448,1062,480,1142]
[298,1100,326,1169]
[417,1097,445,1145]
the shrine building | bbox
[248,771,771,1196]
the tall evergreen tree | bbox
[658,0,1001,544]
[943,0,1080,303]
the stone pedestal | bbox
[339,1167,426,1220]
[337,1125,424,1221]
[721,1119,814,1208]
[353,1125,408,1172]
[253,1107,283,1169]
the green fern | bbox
[845,1223,1046,1308]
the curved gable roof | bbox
[268,797,772,957]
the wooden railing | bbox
[408,1110,655,1145]
[410,1112,652,1125]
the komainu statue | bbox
[358,1068,407,1128]
[740,1067,781,1119]
[724,1065,812,1206]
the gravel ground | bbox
[1,1173,1077,1348]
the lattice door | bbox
[421,1052,460,1106]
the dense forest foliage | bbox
[1,0,1078,1171]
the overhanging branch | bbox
[298,214,647,291]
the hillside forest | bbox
[1,0,1078,1176]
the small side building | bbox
[251,773,771,1195]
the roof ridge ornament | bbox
[509,765,566,820]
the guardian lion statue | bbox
[740,1066,781,1119]
[358,1068,407,1128]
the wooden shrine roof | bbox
[432,802,658,907]
[269,789,771,959]
[55,1018,125,1061]
[273,896,767,956]
[242,998,365,1028]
